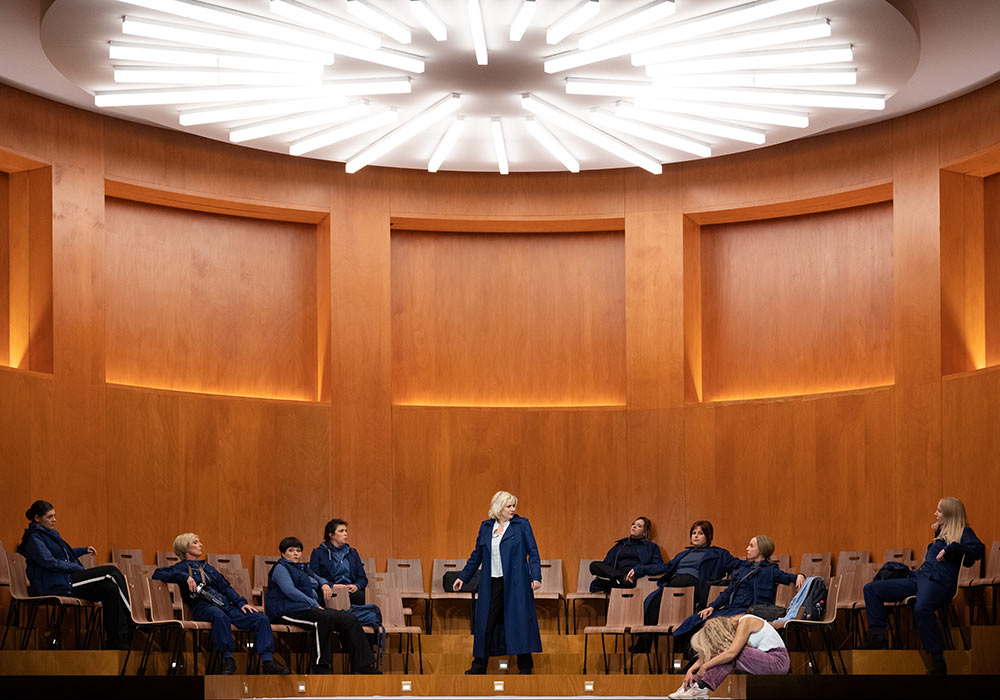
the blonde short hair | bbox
[173,532,198,559]
[937,497,969,545]
[754,534,775,561]
[488,491,517,521]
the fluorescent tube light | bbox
[428,117,465,172]
[410,0,447,41]
[179,96,348,126]
[289,107,399,156]
[229,102,372,142]
[469,0,488,65]
[509,0,536,42]
[327,42,425,73]
[113,66,321,85]
[645,45,854,76]
[657,86,885,110]
[651,68,856,88]
[578,1,675,50]
[614,102,766,144]
[524,117,579,172]
[95,84,334,107]
[324,77,412,95]
[109,42,324,75]
[521,93,661,174]
[565,77,653,97]
[632,19,833,66]
[589,108,712,157]
[547,0,600,45]
[346,0,412,44]
[346,93,462,173]
[121,16,334,64]
[545,0,836,73]
[491,118,509,174]
[633,97,809,127]
[268,0,381,49]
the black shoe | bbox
[353,663,381,675]
[927,659,947,675]
[263,660,290,675]
[518,668,533,675]
[313,663,333,675]
[221,657,237,675]
[861,636,889,650]
[465,667,486,675]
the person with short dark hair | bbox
[589,517,662,593]
[267,537,378,674]
[309,518,368,606]
[17,500,133,650]
[153,533,288,675]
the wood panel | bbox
[390,406,627,593]
[699,202,894,402]
[7,171,28,369]
[987,174,1000,367]
[0,170,6,361]
[391,230,626,406]
[104,198,318,401]
[941,170,986,373]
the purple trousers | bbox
[701,646,789,690]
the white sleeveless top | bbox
[743,615,785,652]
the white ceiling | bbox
[2,0,1000,173]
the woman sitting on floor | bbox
[668,613,790,699]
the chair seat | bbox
[969,576,999,586]
[385,624,422,634]
[533,592,562,600]
[429,592,474,599]
[270,624,305,634]
[566,592,607,600]
[28,594,99,607]
[401,591,430,599]
[583,625,628,634]
[629,624,673,634]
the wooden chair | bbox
[837,562,879,647]
[120,563,195,675]
[370,571,423,673]
[533,559,567,633]
[582,580,654,674]
[252,554,280,603]
[967,540,1000,625]
[0,539,9,586]
[1,552,101,651]
[207,553,243,570]
[156,551,180,568]
[430,558,476,633]
[386,558,431,632]
[111,549,144,570]
[799,553,832,582]
[147,575,214,673]
[883,548,913,564]
[362,557,376,581]
[565,558,608,633]
[784,574,846,674]
[775,582,795,608]
[628,586,694,673]
[835,551,870,575]
[773,554,792,572]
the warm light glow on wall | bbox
[106,380,320,404]
[703,382,894,405]
[394,400,626,409]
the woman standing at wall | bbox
[453,490,543,675]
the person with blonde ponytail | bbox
[667,614,789,699]
[862,497,984,675]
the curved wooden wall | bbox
[2,80,1000,591]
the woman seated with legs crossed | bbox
[668,614,789,699]
[266,537,379,675]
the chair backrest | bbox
[224,567,254,603]
[958,556,982,586]
[369,577,408,629]
[254,554,280,593]
[111,549,144,569]
[535,559,564,596]
[148,577,179,622]
[604,583,649,628]
[707,584,727,607]
[386,558,427,596]
[121,563,154,623]
[820,575,841,624]
[985,541,1000,581]
[156,551,180,568]
[775,583,795,608]
[362,557,376,580]
[836,551,870,575]
[574,558,599,593]
[430,558,469,594]
[658,586,694,629]
[772,554,791,572]
[883,548,912,564]
[326,587,352,611]
[207,553,243,570]
[0,542,10,586]
[835,567,864,608]
[799,553,832,581]
[78,553,96,569]
[6,553,31,600]
[369,569,400,591]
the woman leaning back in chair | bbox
[861,497,984,675]
[667,613,790,699]
[17,500,133,650]
[588,516,663,593]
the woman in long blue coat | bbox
[453,490,543,675]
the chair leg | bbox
[600,633,609,675]
[822,626,842,674]
[22,605,41,650]
[582,633,589,674]
[1,600,19,650]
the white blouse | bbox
[491,519,509,577]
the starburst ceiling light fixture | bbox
[77,0,901,173]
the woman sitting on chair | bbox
[153,533,288,675]
[17,500,133,650]
[667,614,790,699]
[589,516,662,593]
[862,497,984,675]
[309,518,368,606]
[266,537,378,674]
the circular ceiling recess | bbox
[40,0,918,173]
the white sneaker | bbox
[667,682,710,699]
